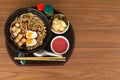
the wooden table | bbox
[1,0,120,80]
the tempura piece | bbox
[15,34,23,43]
[13,28,21,37]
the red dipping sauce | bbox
[51,36,69,54]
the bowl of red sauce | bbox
[51,36,69,54]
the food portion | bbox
[51,36,69,54]
[52,18,67,32]
[51,14,68,33]
[10,13,46,50]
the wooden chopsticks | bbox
[14,57,66,61]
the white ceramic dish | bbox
[51,14,70,34]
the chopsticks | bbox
[14,57,66,61]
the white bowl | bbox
[50,36,69,54]
[51,14,70,34]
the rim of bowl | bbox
[50,36,69,54]
[51,14,70,34]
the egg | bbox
[26,38,37,46]
[26,30,37,39]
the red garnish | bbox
[37,3,44,11]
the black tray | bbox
[6,7,75,66]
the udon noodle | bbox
[10,13,46,50]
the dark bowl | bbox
[4,8,51,54]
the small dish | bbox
[50,36,69,54]
[50,14,69,34]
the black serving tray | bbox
[5,7,75,66]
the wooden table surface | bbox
[1,0,120,80]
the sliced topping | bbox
[21,38,26,43]
[15,34,23,43]
[26,38,37,46]
[13,28,21,37]
[17,38,26,47]
[26,30,37,38]
[18,41,24,47]
[15,23,20,27]
[11,26,17,32]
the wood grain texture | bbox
[1,0,120,80]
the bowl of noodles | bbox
[4,8,51,53]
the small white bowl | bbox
[50,36,69,54]
[51,14,70,34]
